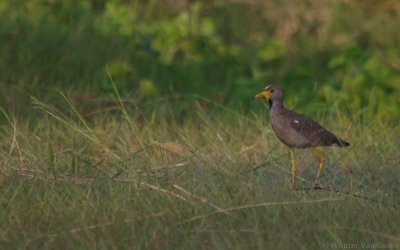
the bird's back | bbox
[270,108,349,148]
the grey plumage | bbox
[265,85,349,149]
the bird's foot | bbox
[291,179,296,189]
[313,182,322,190]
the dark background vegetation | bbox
[1,0,399,120]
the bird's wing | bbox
[284,109,340,147]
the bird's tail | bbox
[334,137,350,147]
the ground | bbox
[1,97,399,249]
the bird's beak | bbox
[254,90,270,101]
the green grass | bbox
[0,95,399,249]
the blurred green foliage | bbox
[0,0,399,120]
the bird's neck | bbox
[269,99,284,110]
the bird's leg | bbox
[290,148,296,186]
[312,148,325,188]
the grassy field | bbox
[1,94,399,249]
[1,1,400,249]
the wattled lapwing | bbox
[255,85,349,188]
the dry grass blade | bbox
[220,198,344,212]
[114,179,187,201]
[8,116,23,163]
[43,212,167,238]
[172,184,229,215]
[179,198,344,224]
[154,141,191,156]
[296,186,399,208]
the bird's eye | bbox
[270,90,275,93]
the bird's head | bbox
[254,84,284,104]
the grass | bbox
[1,1,400,248]
[0,94,399,249]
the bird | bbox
[254,84,349,188]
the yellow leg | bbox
[312,148,325,187]
[290,149,296,186]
